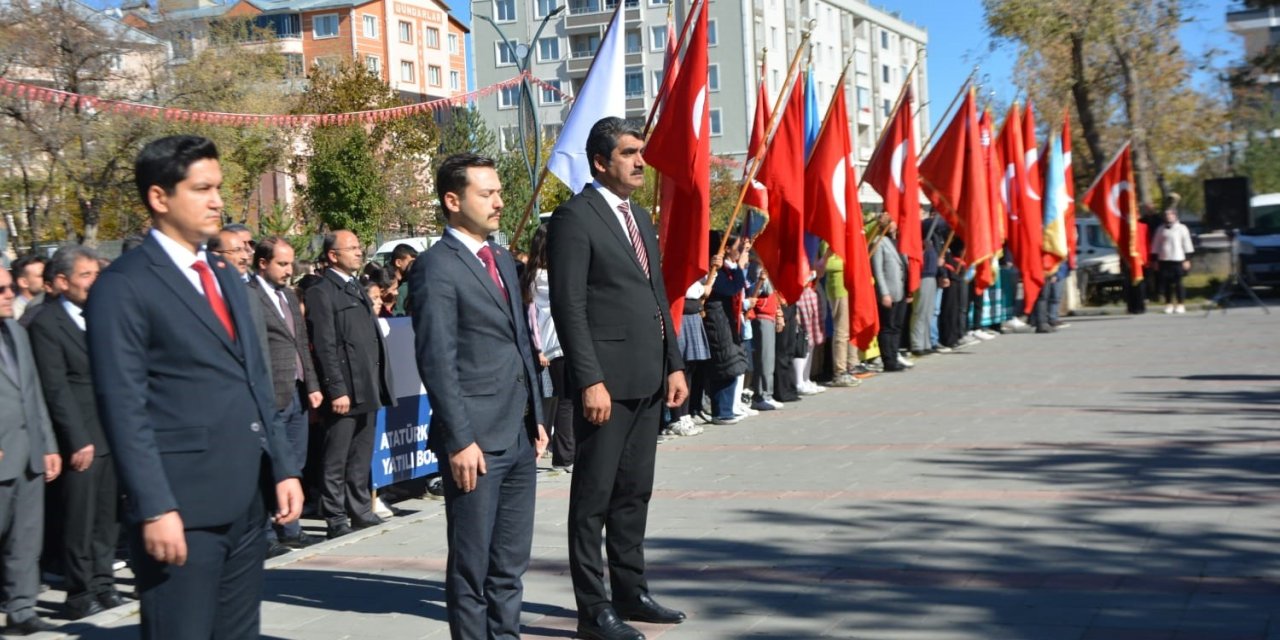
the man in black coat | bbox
[28,244,125,620]
[410,152,547,640]
[87,135,302,639]
[304,229,394,539]
[548,117,689,640]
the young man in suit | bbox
[0,267,61,635]
[409,152,547,640]
[28,245,126,621]
[548,117,689,640]
[86,135,303,639]
[248,237,324,553]
[304,229,394,539]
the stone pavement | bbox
[41,306,1280,639]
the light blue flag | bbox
[803,68,821,261]
[1041,133,1069,264]
[547,6,626,193]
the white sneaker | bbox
[764,397,784,409]
[1175,304,1186,314]
[373,496,394,518]
[933,345,953,353]
[975,329,997,340]
[1164,305,1174,314]
[665,417,704,436]
[898,354,915,367]
[712,415,742,425]
[1005,317,1028,329]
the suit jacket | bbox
[85,234,298,528]
[408,233,544,455]
[248,277,320,410]
[548,186,683,400]
[872,237,907,302]
[27,300,110,457]
[304,269,394,415]
[0,318,57,481]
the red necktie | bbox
[477,245,508,303]
[192,260,236,340]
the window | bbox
[708,64,719,92]
[709,108,722,136]
[256,14,301,38]
[882,64,890,83]
[428,65,442,86]
[649,25,667,52]
[285,53,304,78]
[398,20,413,43]
[538,36,561,62]
[313,13,338,38]
[856,86,870,111]
[882,98,891,118]
[625,66,643,97]
[497,41,517,65]
[649,0,667,5]
[540,79,563,104]
[495,0,516,22]
[362,14,378,38]
[499,85,520,109]
[426,26,440,48]
[770,26,778,50]
[707,19,717,46]
[109,54,123,71]
[880,29,889,49]
[450,70,460,90]
[570,33,600,58]
[625,29,642,54]
[365,55,380,75]
[651,70,663,97]
[536,0,558,17]
[400,60,415,82]
[448,33,459,54]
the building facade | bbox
[470,0,928,207]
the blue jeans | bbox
[265,389,310,541]
[708,377,738,419]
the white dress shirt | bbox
[591,181,633,238]
[61,298,86,332]
[257,275,287,318]
[150,228,222,297]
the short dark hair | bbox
[391,243,418,263]
[360,262,393,290]
[206,232,226,253]
[11,254,46,281]
[47,245,99,281]
[254,236,288,271]
[134,135,220,215]
[435,153,496,214]
[320,232,339,266]
[586,117,642,178]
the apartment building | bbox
[122,0,469,102]
[470,0,928,207]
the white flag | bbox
[546,5,626,193]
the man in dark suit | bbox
[304,229,394,539]
[409,153,547,639]
[548,117,689,640]
[248,237,324,552]
[0,266,61,636]
[86,135,303,639]
[27,245,126,621]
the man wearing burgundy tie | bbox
[548,117,689,640]
[408,153,547,640]
[86,135,303,639]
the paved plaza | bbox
[40,305,1280,639]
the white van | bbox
[1239,193,1280,286]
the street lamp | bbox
[480,4,565,218]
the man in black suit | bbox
[248,237,323,552]
[27,245,126,621]
[409,153,548,639]
[548,117,689,640]
[0,266,61,636]
[304,229,394,539]
[86,135,303,639]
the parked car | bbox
[373,237,439,266]
[1238,193,1280,287]
[1074,214,1123,303]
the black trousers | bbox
[441,433,536,640]
[877,301,908,369]
[320,410,376,526]
[61,453,119,606]
[132,482,266,640]
[543,357,576,467]
[1159,260,1186,303]
[568,388,662,620]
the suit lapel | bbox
[0,319,18,387]
[52,304,88,355]
[490,242,521,330]
[584,188,650,280]
[142,238,238,355]
[443,234,509,315]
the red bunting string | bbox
[0,72,530,127]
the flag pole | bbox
[857,50,922,191]
[508,4,627,250]
[919,68,978,158]
[718,32,811,256]
[642,0,704,137]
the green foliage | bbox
[303,125,386,241]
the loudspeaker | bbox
[1203,176,1251,229]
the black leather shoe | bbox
[577,608,645,640]
[66,598,105,620]
[97,590,129,609]
[351,514,385,529]
[4,616,56,635]
[281,531,320,549]
[615,593,686,624]
[266,541,292,558]
[326,523,354,539]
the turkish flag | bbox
[974,108,1002,294]
[919,87,994,275]
[742,58,770,217]
[1062,113,1078,270]
[753,73,808,303]
[1082,142,1144,284]
[644,0,709,335]
[864,83,922,292]
[997,103,1044,315]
